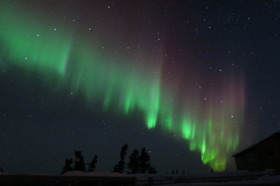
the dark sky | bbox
[0,0,280,174]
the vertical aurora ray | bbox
[0,4,246,171]
[0,6,72,76]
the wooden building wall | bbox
[234,133,280,171]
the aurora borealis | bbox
[1,0,279,174]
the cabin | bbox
[232,132,280,172]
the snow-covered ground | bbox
[0,170,279,185]
[160,174,280,186]
[133,170,280,185]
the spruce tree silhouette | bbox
[113,144,129,173]
[127,147,157,174]
[127,149,140,173]
[148,166,157,174]
[62,159,73,174]
[74,150,86,171]
[88,155,98,172]
[139,148,157,174]
[62,150,99,173]
[139,148,151,173]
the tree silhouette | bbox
[139,148,151,173]
[148,166,157,174]
[127,149,140,173]
[62,159,73,174]
[139,148,157,174]
[74,150,86,171]
[127,147,157,174]
[62,150,99,173]
[88,155,98,172]
[113,144,129,173]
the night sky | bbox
[0,0,280,174]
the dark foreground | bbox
[0,170,280,186]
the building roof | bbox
[232,132,280,157]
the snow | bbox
[156,170,280,185]
[128,170,280,185]
[0,170,279,185]
[168,175,280,185]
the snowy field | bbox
[134,170,280,185]
[0,170,280,185]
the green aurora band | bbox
[0,5,245,171]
